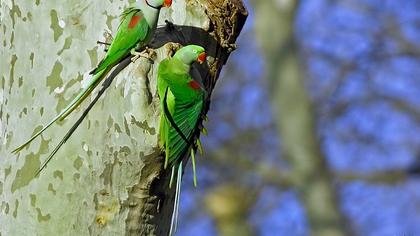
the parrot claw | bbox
[97,41,110,52]
[131,47,156,64]
[97,30,113,52]
[96,41,110,46]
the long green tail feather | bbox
[11,114,61,154]
[29,56,133,175]
[34,137,65,177]
[58,69,107,121]
[11,69,107,154]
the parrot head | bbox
[174,45,207,65]
[145,0,172,8]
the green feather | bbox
[158,58,205,166]
[91,9,149,75]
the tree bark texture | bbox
[251,0,349,235]
[0,1,247,235]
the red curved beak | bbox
[163,0,172,7]
[197,52,206,64]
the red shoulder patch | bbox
[128,15,142,29]
[188,81,201,90]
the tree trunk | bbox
[0,1,247,235]
[205,184,256,236]
[251,1,348,235]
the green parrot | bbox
[12,0,172,155]
[157,45,207,236]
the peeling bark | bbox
[0,1,247,235]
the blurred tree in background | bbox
[178,0,420,235]
[253,0,347,235]
[0,0,246,235]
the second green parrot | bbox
[157,45,207,236]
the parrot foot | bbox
[131,48,156,64]
[98,30,113,52]
[97,41,110,52]
[96,41,110,46]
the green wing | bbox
[91,8,149,74]
[167,94,203,162]
[158,59,205,165]
[12,8,150,154]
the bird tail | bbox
[169,161,183,236]
[11,69,108,154]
